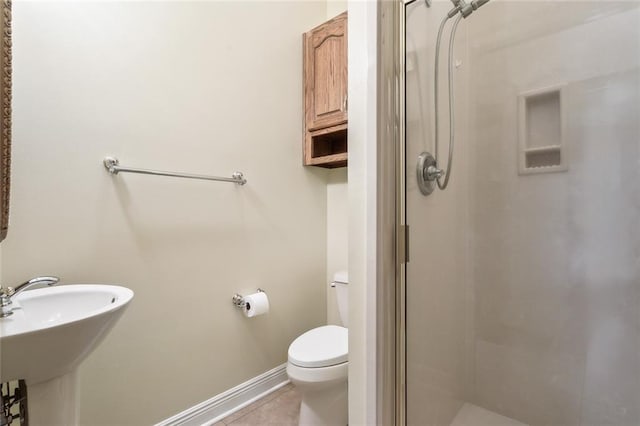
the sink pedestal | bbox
[28,371,78,426]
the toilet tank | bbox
[333,271,348,328]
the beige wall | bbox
[5,1,329,424]
[326,0,347,20]
[324,0,348,329]
[326,168,347,326]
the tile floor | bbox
[214,385,526,426]
[214,383,301,426]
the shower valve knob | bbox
[417,152,439,196]
[425,165,444,181]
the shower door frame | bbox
[375,0,409,424]
[395,1,407,424]
[378,0,420,424]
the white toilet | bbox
[287,272,348,426]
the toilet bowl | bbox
[287,272,348,426]
[287,325,348,426]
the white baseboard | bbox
[156,363,289,426]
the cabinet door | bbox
[304,12,347,132]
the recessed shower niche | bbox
[517,84,568,175]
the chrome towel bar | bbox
[103,157,246,185]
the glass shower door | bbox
[404,1,640,425]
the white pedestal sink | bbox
[0,284,134,425]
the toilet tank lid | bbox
[288,325,348,368]
[333,271,348,284]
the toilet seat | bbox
[288,325,348,368]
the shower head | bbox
[449,0,490,18]
[471,0,490,12]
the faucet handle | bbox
[0,286,18,297]
[0,287,14,318]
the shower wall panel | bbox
[405,2,474,424]
[405,2,640,425]
[468,5,640,424]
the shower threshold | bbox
[450,403,527,426]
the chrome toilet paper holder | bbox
[232,288,264,308]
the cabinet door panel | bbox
[304,13,347,132]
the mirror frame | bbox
[0,0,11,242]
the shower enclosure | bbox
[399,0,640,424]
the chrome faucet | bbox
[0,276,60,318]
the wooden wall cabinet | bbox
[303,12,347,168]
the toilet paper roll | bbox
[243,291,269,318]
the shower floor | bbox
[451,403,527,426]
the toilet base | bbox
[287,362,348,426]
[298,383,347,426]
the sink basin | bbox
[0,284,133,384]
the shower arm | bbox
[449,0,489,18]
